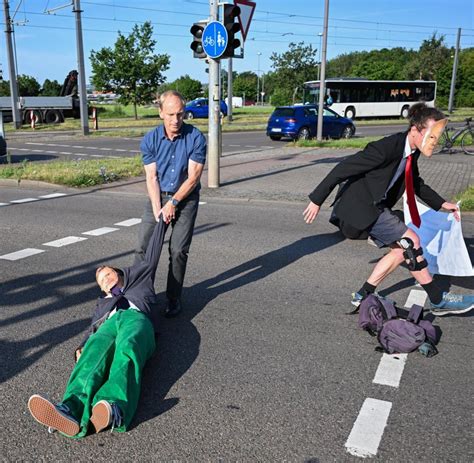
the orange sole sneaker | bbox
[90,401,112,433]
[28,395,79,437]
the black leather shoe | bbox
[165,299,182,318]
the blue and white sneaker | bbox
[351,292,365,307]
[91,400,123,433]
[350,291,392,307]
[430,292,474,316]
[28,395,79,437]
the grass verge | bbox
[0,156,143,187]
[456,185,474,211]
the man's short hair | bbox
[95,266,123,282]
[408,102,445,131]
[157,90,185,110]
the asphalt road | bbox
[1,181,473,461]
[3,124,410,164]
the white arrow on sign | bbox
[234,0,256,42]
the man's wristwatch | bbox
[170,197,180,207]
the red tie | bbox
[405,154,421,228]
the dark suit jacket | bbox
[309,131,445,235]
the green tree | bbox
[18,74,41,96]
[41,79,62,96]
[90,22,170,119]
[233,71,258,102]
[456,48,474,107]
[0,80,10,96]
[161,75,202,101]
[269,42,319,103]
[405,34,450,80]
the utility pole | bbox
[227,57,233,122]
[208,0,220,188]
[73,0,89,135]
[3,0,21,129]
[448,28,461,114]
[316,0,329,141]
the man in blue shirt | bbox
[135,90,207,317]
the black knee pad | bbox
[398,237,428,271]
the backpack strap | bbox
[378,297,398,320]
[406,304,423,324]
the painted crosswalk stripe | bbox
[10,198,39,203]
[373,353,408,388]
[39,193,67,199]
[345,398,392,458]
[0,248,45,261]
[114,218,141,227]
[43,236,87,247]
[82,227,119,236]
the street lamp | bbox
[317,32,323,81]
[257,51,261,105]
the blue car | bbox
[266,105,355,141]
[184,98,228,120]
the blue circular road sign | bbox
[202,21,228,59]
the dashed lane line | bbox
[372,354,408,388]
[43,236,88,247]
[0,217,143,261]
[345,398,392,458]
[82,227,119,236]
[0,203,9,206]
[10,198,40,204]
[114,218,142,227]
[39,193,67,199]
[0,248,45,261]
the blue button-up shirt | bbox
[141,123,207,193]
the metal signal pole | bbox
[448,28,461,114]
[208,0,220,188]
[316,0,329,141]
[73,0,89,135]
[3,0,21,129]
[227,57,233,122]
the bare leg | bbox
[366,228,433,287]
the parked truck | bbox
[0,70,82,125]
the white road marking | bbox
[373,354,408,388]
[0,248,45,261]
[59,151,72,155]
[199,201,207,205]
[82,227,119,236]
[244,145,257,148]
[10,198,39,203]
[43,236,88,247]
[345,398,392,458]
[114,218,142,227]
[100,147,112,151]
[90,154,103,158]
[404,289,427,308]
[115,149,127,152]
[0,202,9,206]
[39,193,67,199]
[228,144,241,147]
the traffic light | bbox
[222,4,241,58]
[190,21,207,59]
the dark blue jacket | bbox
[78,220,166,349]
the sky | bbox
[1,0,473,87]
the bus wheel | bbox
[345,107,355,119]
[401,105,410,119]
[44,110,62,124]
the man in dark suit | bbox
[304,103,473,316]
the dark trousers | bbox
[135,192,199,301]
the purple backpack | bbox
[358,294,439,354]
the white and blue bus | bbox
[303,79,436,119]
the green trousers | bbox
[61,309,155,438]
